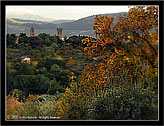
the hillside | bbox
[6,12,126,37]
[52,20,75,24]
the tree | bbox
[29,37,43,49]
[56,36,63,44]
[113,6,158,68]
[49,36,58,43]
[88,6,158,68]
[50,42,58,50]
[44,38,51,46]
[64,35,68,41]
[36,58,54,72]
[7,64,16,94]
[19,32,26,37]
[80,6,158,96]
[38,33,50,40]
[18,35,29,44]
[65,35,81,47]
[6,33,16,47]
[13,63,34,75]
[54,6,158,120]
[48,78,63,94]
[51,64,61,74]
[36,57,65,72]
[38,33,52,46]
[13,75,50,95]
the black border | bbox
[1,1,163,126]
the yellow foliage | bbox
[32,61,38,67]
[128,36,131,39]
[7,62,13,67]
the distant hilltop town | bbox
[15,27,64,64]
[16,27,64,44]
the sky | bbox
[6,6,131,20]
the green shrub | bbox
[91,86,158,120]
[13,75,50,95]
[13,94,63,119]
[11,89,26,102]
[48,78,63,95]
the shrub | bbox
[6,93,62,120]
[13,75,50,95]
[91,86,158,120]
[48,78,63,95]
[6,92,25,120]
[11,89,26,102]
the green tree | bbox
[13,63,34,75]
[38,33,52,46]
[18,35,29,44]
[36,57,65,72]
[50,42,58,51]
[19,32,26,37]
[44,38,51,46]
[29,37,43,49]
[7,64,16,94]
[38,33,50,40]
[51,64,61,74]
[48,78,63,94]
[49,36,58,43]
[64,35,68,41]
[6,33,16,47]
[13,75,50,95]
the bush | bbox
[91,86,158,120]
[13,75,50,95]
[11,89,26,102]
[51,64,61,74]
[6,93,63,120]
[54,81,94,120]
[6,92,23,119]
[22,94,57,117]
[48,78,63,95]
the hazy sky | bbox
[6,6,130,20]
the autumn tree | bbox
[81,6,158,95]
[113,6,158,68]
[54,6,158,120]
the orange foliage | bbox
[55,6,158,118]
[6,93,39,120]
[6,93,23,118]
[83,6,158,67]
[26,94,38,103]
[81,6,158,94]
[67,59,76,65]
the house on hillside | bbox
[21,56,31,64]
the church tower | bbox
[30,27,35,37]
[57,28,62,39]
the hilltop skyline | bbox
[6,6,131,20]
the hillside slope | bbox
[6,12,126,37]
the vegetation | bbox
[6,6,158,120]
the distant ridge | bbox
[6,12,126,37]
[7,13,55,22]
